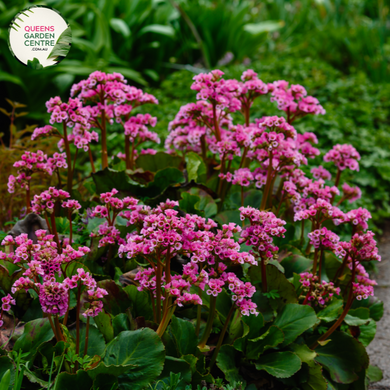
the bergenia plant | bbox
[0,70,383,389]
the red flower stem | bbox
[62,123,73,194]
[318,248,324,281]
[88,146,96,173]
[156,302,176,337]
[125,136,131,170]
[156,256,162,323]
[209,305,236,369]
[195,287,203,337]
[312,248,319,276]
[26,188,31,213]
[100,109,108,170]
[260,151,273,210]
[68,209,73,245]
[84,316,90,357]
[212,103,221,142]
[54,315,64,342]
[48,315,59,342]
[198,296,217,348]
[331,168,341,204]
[261,255,268,293]
[312,259,356,349]
[56,169,62,188]
[75,285,81,369]
[50,213,61,254]
[63,290,71,326]
[150,290,157,323]
[333,253,349,285]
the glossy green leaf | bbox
[0,369,10,390]
[344,308,370,326]
[247,325,284,359]
[315,331,369,384]
[358,319,376,347]
[13,318,54,361]
[102,328,165,388]
[351,297,384,322]
[97,280,132,316]
[94,309,114,343]
[167,316,197,356]
[244,20,283,35]
[185,152,207,183]
[56,370,93,390]
[249,264,297,310]
[367,365,383,383]
[69,324,106,357]
[216,345,245,386]
[255,351,301,378]
[158,356,192,384]
[274,303,318,347]
[110,18,131,37]
[47,26,72,59]
[136,152,182,172]
[124,285,153,321]
[317,299,344,322]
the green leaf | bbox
[47,26,72,59]
[216,345,245,386]
[315,331,369,384]
[94,309,114,343]
[185,152,207,183]
[0,357,14,390]
[358,319,376,347]
[55,370,93,390]
[0,264,22,294]
[112,313,131,336]
[167,316,197,356]
[249,264,297,310]
[367,365,383,383]
[317,299,344,322]
[281,252,312,278]
[102,328,165,389]
[97,280,132,316]
[158,356,192,384]
[136,152,182,173]
[215,210,242,226]
[0,71,23,87]
[351,297,384,322]
[247,325,284,359]
[0,369,10,390]
[255,351,301,378]
[69,324,106,357]
[138,24,176,38]
[179,192,202,216]
[124,285,154,321]
[13,318,54,361]
[27,58,43,69]
[188,188,217,218]
[244,20,283,35]
[233,313,264,352]
[344,308,370,326]
[290,344,327,390]
[273,303,318,347]
[110,18,131,38]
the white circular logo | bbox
[8,6,72,68]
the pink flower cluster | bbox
[341,183,362,203]
[124,114,159,144]
[299,273,340,306]
[220,168,253,187]
[8,151,54,193]
[324,144,361,171]
[119,200,258,316]
[31,187,70,214]
[308,227,340,250]
[0,294,16,328]
[311,166,332,181]
[239,207,286,260]
[268,80,326,120]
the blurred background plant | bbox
[0,0,389,227]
